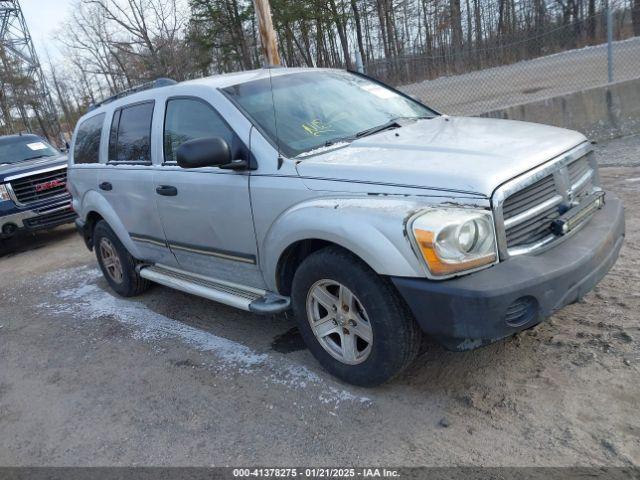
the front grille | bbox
[503,175,562,248]
[567,156,594,201]
[496,146,599,256]
[505,203,562,247]
[502,175,557,218]
[9,167,68,206]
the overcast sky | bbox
[20,0,74,63]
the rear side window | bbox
[163,98,243,163]
[109,102,154,163]
[73,113,105,164]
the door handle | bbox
[99,182,112,191]
[156,185,178,196]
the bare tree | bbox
[45,0,637,112]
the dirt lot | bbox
[0,138,639,467]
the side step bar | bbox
[138,264,290,315]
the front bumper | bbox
[391,194,625,351]
[0,199,77,239]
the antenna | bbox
[0,0,62,144]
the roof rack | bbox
[88,77,177,111]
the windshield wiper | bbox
[22,155,50,161]
[354,116,432,139]
[355,119,402,139]
[320,116,433,149]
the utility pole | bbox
[253,0,281,66]
[0,0,62,143]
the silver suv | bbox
[68,68,625,386]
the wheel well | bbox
[84,211,104,250]
[275,239,378,296]
[276,239,333,296]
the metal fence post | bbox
[607,4,614,83]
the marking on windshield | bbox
[26,142,47,151]
[302,119,334,136]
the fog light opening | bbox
[1,223,18,236]
[505,296,538,327]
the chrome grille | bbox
[567,156,594,201]
[8,167,69,206]
[502,174,557,218]
[503,175,563,248]
[505,202,561,247]
[494,143,600,258]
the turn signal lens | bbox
[0,184,10,202]
[410,209,497,278]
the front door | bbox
[152,97,263,288]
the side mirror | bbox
[176,137,231,169]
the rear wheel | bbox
[94,220,150,297]
[291,246,421,386]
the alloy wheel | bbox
[306,279,373,365]
[99,237,124,284]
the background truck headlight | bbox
[0,184,10,202]
[409,208,498,278]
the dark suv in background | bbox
[0,134,76,242]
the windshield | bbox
[223,70,436,157]
[0,136,59,165]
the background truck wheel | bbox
[94,220,150,297]
[291,246,422,387]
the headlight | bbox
[409,208,497,278]
[0,184,10,202]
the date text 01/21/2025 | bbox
[232,468,400,477]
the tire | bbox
[93,220,150,297]
[291,246,421,387]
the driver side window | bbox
[163,97,241,164]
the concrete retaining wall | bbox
[480,77,640,141]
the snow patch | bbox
[41,266,372,407]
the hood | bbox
[0,154,67,182]
[295,116,587,197]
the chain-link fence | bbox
[363,9,640,116]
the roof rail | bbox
[88,77,177,112]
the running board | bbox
[138,264,290,315]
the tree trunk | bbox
[450,0,463,52]
[450,0,463,69]
[465,0,473,47]
[50,68,73,134]
[351,0,367,63]
[231,0,252,69]
[376,0,391,60]
[473,0,482,47]
[633,0,640,36]
[587,0,596,42]
[328,0,352,69]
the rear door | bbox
[152,96,262,288]
[98,101,175,265]
[69,112,105,213]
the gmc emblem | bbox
[34,179,64,192]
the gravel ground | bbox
[400,37,640,115]
[0,137,639,467]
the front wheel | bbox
[291,246,421,387]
